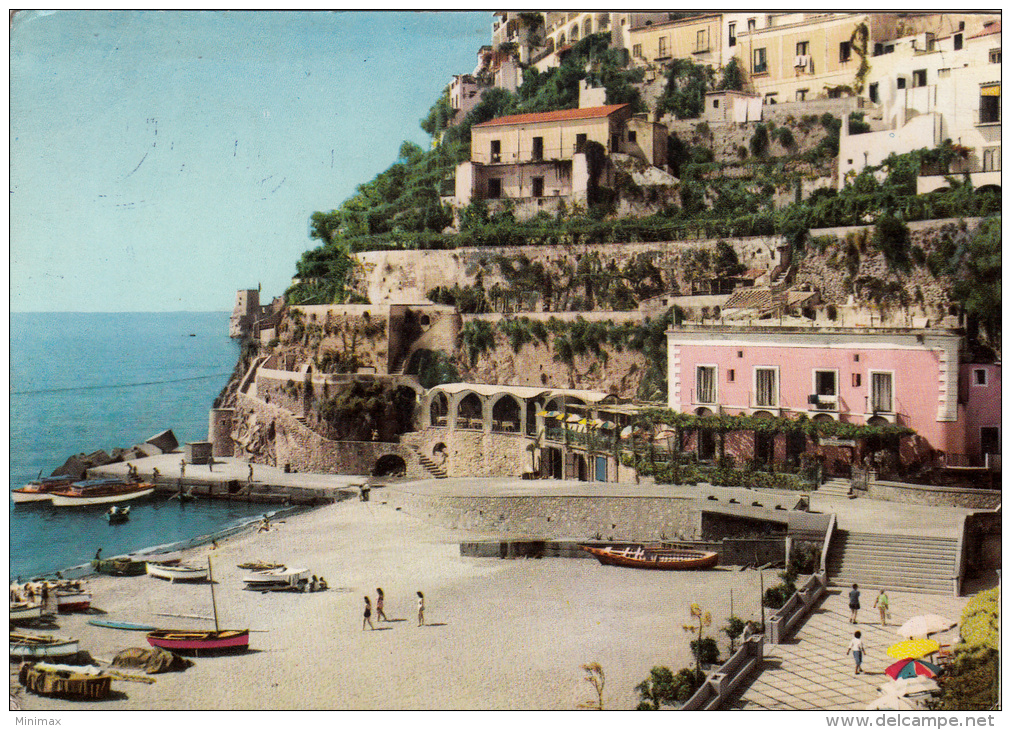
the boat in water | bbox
[18,662,112,700]
[105,505,131,523]
[147,562,208,583]
[49,478,155,507]
[10,476,77,505]
[10,633,80,661]
[579,543,719,571]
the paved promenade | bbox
[727,587,968,710]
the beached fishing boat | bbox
[92,557,147,576]
[19,662,112,700]
[105,505,130,523]
[9,603,43,624]
[55,589,92,613]
[579,544,719,571]
[49,478,155,507]
[146,557,249,656]
[10,633,80,661]
[10,476,77,504]
[88,618,157,631]
[146,562,208,583]
[242,566,309,590]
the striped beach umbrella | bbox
[885,658,941,680]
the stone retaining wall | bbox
[867,480,1001,510]
[382,488,699,541]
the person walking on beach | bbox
[363,596,374,631]
[376,588,388,622]
[417,591,425,626]
[179,459,186,478]
[846,630,866,674]
[873,589,890,626]
[848,583,861,623]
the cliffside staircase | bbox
[409,446,448,479]
[826,530,959,594]
[817,478,852,498]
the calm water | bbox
[10,312,269,578]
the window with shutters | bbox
[696,365,717,404]
[870,372,894,413]
[754,367,778,408]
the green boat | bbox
[91,558,147,576]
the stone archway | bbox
[373,454,407,477]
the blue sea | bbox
[10,312,270,579]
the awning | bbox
[981,84,1000,96]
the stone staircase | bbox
[826,530,959,594]
[817,477,852,498]
[410,446,448,479]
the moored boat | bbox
[55,590,92,613]
[10,633,80,661]
[146,628,250,655]
[105,505,131,523]
[579,544,719,571]
[11,476,77,504]
[9,603,43,624]
[92,557,147,576]
[146,562,208,583]
[49,478,155,507]
[19,662,112,700]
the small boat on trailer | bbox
[56,589,92,613]
[579,543,719,571]
[10,633,80,661]
[11,476,77,505]
[92,557,147,576]
[147,562,208,583]
[49,478,155,507]
[19,662,112,700]
[10,603,43,624]
[146,557,249,656]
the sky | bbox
[10,10,491,312]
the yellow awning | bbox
[981,85,1000,96]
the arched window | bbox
[492,395,521,433]
[546,37,555,53]
[557,32,565,47]
[430,392,448,427]
[583,18,592,36]
[570,24,579,42]
[457,393,484,430]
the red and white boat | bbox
[11,476,77,504]
[146,629,250,655]
[48,478,155,507]
[55,590,92,613]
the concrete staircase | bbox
[826,530,959,594]
[410,446,447,479]
[817,478,852,498]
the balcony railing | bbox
[471,146,578,165]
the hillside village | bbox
[219,11,1000,494]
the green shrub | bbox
[776,127,795,148]
[690,637,720,666]
[749,124,770,157]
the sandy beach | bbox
[11,488,765,711]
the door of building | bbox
[595,456,607,482]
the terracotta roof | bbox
[473,104,630,129]
[969,22,1001,39]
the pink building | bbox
[667,324,1000,469]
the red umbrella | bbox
[885,658,941,680]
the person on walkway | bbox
[152,467,160,481]
[846,630,865,674]
[248,464,254,484]
[417,591,425,626]
[848,583,861,624]
[179,459,186,478]
[363,596,374,631]
[376,588,388,622]
[873,589,890,626]
[208,458,213,472]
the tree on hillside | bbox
[657,59,715,119]
[952,216,1001,346]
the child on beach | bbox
[846,630,865,674]
[417,591,425,626]
[376,588,388,622]
[363,596,374,631]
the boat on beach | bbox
[48,478,155,507]
[147,562,208,583]
[55,589,92,613]
[19,662,112,700]
[579,543,719,571]
[10,603,43,624]
[88,618,157,631]
[92,557,147,576]
[242,566,310,590]
[11,476,77,504]
[10,633,80,661]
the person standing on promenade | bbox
[848,583,861,623]
[376,588,388,622]
[846,630,865,674]
[873,589,890,626]
[248,464,254,483]
[363,596,374,631]
[180,459,186,478]
[417,591,425,626]
[152,467,159,482]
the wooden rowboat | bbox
[146,629,250,655]
[88,618,157,631]
[92,557,147,576]
[10,633,80,660]
[11,476,77,505]
[579,544,719,571]
[55,590,92,613]
[19,662,112,700]
[49,478,155,507]
[242,567,309,589]
[9,603,43,624]
[147,563,208,583]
